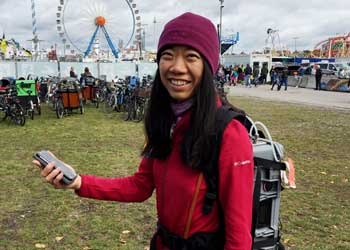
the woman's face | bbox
[159,46,204,102]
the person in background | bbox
[80,67,93,87]
[244,63,252,88]
[260,64,268,84]
[128,75,139,90]
[296,66,304,88]
[315,64,322,90]
[69,67,77,78]
[231,66,238,86]
[252,65,260,87]
[82,67,92,78]
[237,65,244,84]
[279,66,289,91]
[270,66,279,90]
[216,64,225,82]
[33,12,254,250]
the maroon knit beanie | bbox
[157,12,219,74]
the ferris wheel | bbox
[56,0,142,59]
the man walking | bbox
[296,66,304,88]
[244,64,252,87]
[315,64,322,90]
[261,64,268,84]
[279,66,288,91]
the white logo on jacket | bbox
[233,160,251,167]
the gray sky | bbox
[0,0,349,54]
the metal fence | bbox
[0,61,157,81]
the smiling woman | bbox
[33,12,254,250]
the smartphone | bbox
[33,150,77,185]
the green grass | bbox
[0,98,349,250]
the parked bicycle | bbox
[123,85,151,122]
[102,79,128,113]
[0,88,26,126]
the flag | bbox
[1,33,7,55]
[24,49,32,57]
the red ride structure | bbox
[313,33,350,58]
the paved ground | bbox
[228,84,350,112]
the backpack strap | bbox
[202,105,246,214]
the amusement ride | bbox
[56,0,142,60]
[313,33,350,58]
[264,28,284,56]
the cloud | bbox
[0,0,349,55]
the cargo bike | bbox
[54,78,84,119]
[81,76,100,108]
[15,80,41,120]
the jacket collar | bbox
[171,95,222,139]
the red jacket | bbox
[77,109,254,250]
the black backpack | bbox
[202,105,286,250]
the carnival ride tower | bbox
[265,28,284,56]
[85,15,118,58]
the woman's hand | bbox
[32,158,81,190]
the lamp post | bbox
[292,37,299,53]
[292,37,299,65]
[219,0,224,61]
[153,16,157,51]
[141,24,148,51]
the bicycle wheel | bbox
[115,93,123,112]
[94,90,99,109]
[11,103,25,126]
[36,104,41,116]
[130,97,137,121]
[36,97,41,115]
[80,99,84,114]
[104,94,115,113]
[98,92,105,103]
[135,99,145,122]
[55,98,64,119]
[28,100,34,120]
[0,105,7,121]
[97,88,105,105]
[123,97,132,121]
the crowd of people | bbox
[216,63,269,88]
[216,63,328,92]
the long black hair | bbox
[142,60,218,171]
